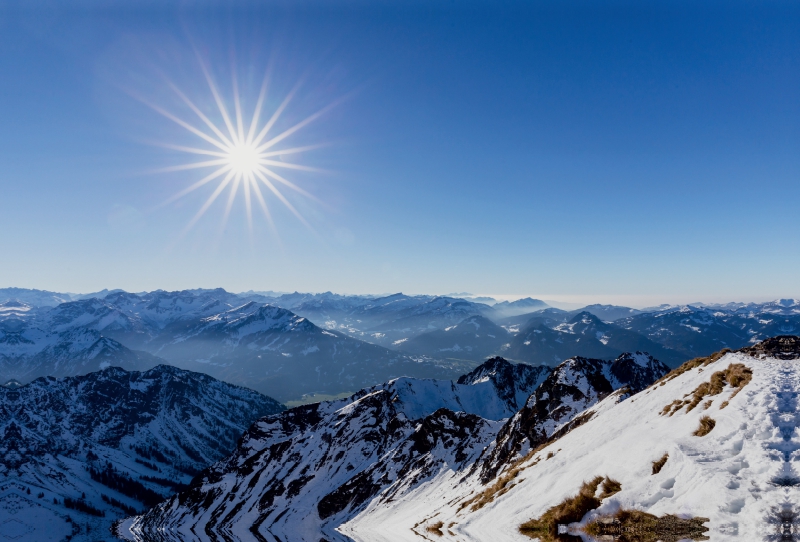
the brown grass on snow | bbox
[661,363,752,416]
[425,521,444,536]
[693,416,716,437]
[652,453,668,475]
[599,478,622,499]
[519,476,621,540]
[654,349,732,387]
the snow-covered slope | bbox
[704,298,800,316]
[575,303,643,321]
[338,337,800,542]
[123,353,667,542]
[360,296,495,345]
[0,365,283,542]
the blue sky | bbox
[0,1,798,305]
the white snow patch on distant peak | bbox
[629,352,652,367]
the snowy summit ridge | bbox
[123,352,669,541]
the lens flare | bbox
[138,57,336,240]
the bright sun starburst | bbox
[136,57,337,239]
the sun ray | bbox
[255,99,341,152]
[220,174,242,231]
[250,178,281,245]
[196,54,239,145]
[243,173,254,234]
[250,176,273,223]
[246,69,271,145]
[145,142,228,158]
[158,165,231,208]
[259,159,326,173]
[166,81,235,149]
[257,166,323,204]
[260,143,328,158]
[150,159,230,174]
[254,169,316,233]
[251,81,301,148]
[129,91,229,152]
[181,170,236,236]
[232,66,246,145]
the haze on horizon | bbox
[1,1,798,301]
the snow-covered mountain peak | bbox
[456,357,550,413]
[623,350,652,367]
[330,340,799,542]
[0,288,72,307]
[199,302,317,336]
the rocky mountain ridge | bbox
[122,352,669,542]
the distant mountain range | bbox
[0,364,283,542]
[2,287,800,402]
[0,291,472,402]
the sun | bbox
[135,57,338,238]
[227,143,261,176]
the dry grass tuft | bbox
[654,349,732,387]
[720,400,730,409]
[519,476,622,540]
[725,363,753,397]
[651,453,668,475]
[460,465,523,512]
[661,363,752,416]
[425,521,444,536]
[693,416,716,437]
[599,478,622,498]
[585,509,710,541]
[519,477,604,539]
